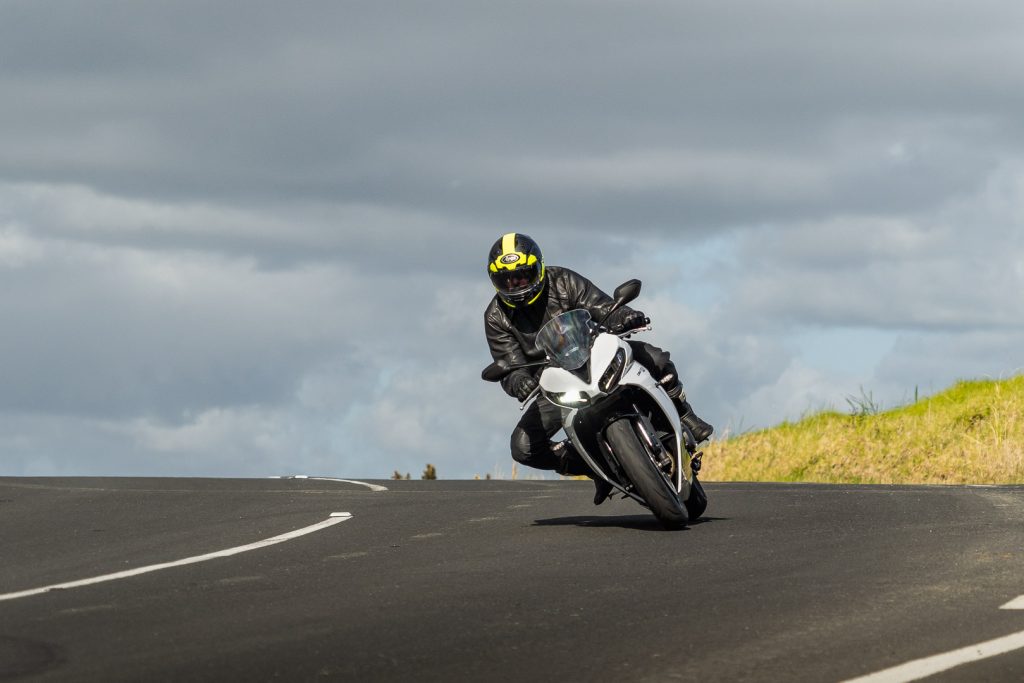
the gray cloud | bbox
[721,162,1024,332]
[5,2,1024,227]
[0,237,359,420]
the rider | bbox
[483,233,713,504]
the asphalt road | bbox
[1,477,1023,682]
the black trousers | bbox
[509,341,677,474]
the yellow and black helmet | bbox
[487,232,546,307]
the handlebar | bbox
[604,317,652,338]
[616,323,652,339]
[518,386,542,411]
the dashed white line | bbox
[842,605,1024,683]
[0,513,353,603]
[1002,595,1024,610]
[842,629,1024,682]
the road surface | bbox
[1,477,1022,681]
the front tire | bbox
[605,418,688,529]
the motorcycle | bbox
[482,280,707,529]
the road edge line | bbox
[0,513,353,603]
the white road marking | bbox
[0,513,353,603]
[270,475,388,492]
[842,628,1024,682]
[311,477,389,492]
[1002,595,1024,610]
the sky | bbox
[2,1,1023,479]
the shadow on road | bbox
[532,515,728,531]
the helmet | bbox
[487,232,546,307]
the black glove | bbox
[613,310,649,334]
[510,373,539,401]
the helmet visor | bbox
[491,264,540,295]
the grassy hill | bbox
[701,375,1024,484]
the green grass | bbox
[703,375,1024,484]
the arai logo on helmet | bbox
[500,253,521,265]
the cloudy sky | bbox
[2,1,1023,479]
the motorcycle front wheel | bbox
[605,418,688,530]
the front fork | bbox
[562,407,640,504]
[632,411,692,503]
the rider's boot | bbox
[679,400,714,444]
[553,439,614,505]
[591,478,613,506]
[662,376,714,444]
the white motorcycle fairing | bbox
[538,332,694,502]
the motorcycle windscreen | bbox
[537,309,593,371]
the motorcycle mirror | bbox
[481,359,512,382]
[597,279,643,324]
[612,279,642,308]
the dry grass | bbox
[702,375,1024,484]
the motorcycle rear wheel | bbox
[605,418,688,529]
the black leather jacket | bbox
[484,266,636,398]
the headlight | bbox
[599,348,630,392]
[552,390,589,407]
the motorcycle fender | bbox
[618,363,693,499]
[562,411,641,502]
